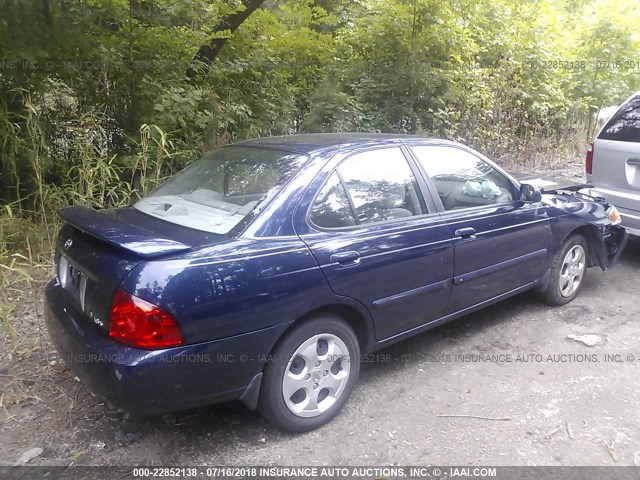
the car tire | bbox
[543,234,588,306]
[258,315,360,432]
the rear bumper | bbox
[44,280,287,414]
[587,186,640,235]
[616,206,640,236]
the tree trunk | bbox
[42,0,52,27]
[186,0,266,80]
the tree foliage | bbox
[1,0,639,213]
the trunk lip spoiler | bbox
[58,206,191,258]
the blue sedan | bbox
[45,134,627,431]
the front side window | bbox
[135,147,307,234]
[412,146,514,211]
[598,95,640,142]
[309,147,424,228]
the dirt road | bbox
[2,191,640,466]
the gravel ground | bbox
[3,161,640,467]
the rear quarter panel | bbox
[119,237,374,346]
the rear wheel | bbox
[543,234,588,306]
[258,315,360,432]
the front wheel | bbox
[543,234,588,306]
[258,315,360,432]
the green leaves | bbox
[1,0,640,217]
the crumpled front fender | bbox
[587,224,628,270]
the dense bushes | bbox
[1,0,640,220]
[0,0,638,331]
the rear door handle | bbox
[330,251,361,266]
[454,227,476,240]
[627,158,640,167]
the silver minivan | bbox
[587,90,640,235]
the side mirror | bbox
[519,183,542,203]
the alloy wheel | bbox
[282,333,351,418]
[559,244,586,298]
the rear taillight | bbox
[586,142,594,175]
[109,290,184,349]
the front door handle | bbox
[627,158,640,167]
[330,251,361,266]
[454,227,476,240]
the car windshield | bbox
[134,146,307,234]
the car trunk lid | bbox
[59,206,192,258]
[55,206,218,334]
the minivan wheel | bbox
[258,315,360,432]
[543,234,588,306]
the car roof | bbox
[229,133,445,154]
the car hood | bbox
[541,185,611,221]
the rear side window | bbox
[309,147,424,229]
[598,95,640,142]
[309,172,357,228]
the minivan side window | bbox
[411,145,514,211]
[598,95,640,142]
[309,147,424,228]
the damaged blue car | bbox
[45,134,627,432]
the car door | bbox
[294,146,454,341]
[409,144,552,312]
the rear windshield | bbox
[134,146,307,234]
[598,95,640,142]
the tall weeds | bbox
[0,92,185,340]
[131,124,175,199]
[1,91,180,244]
